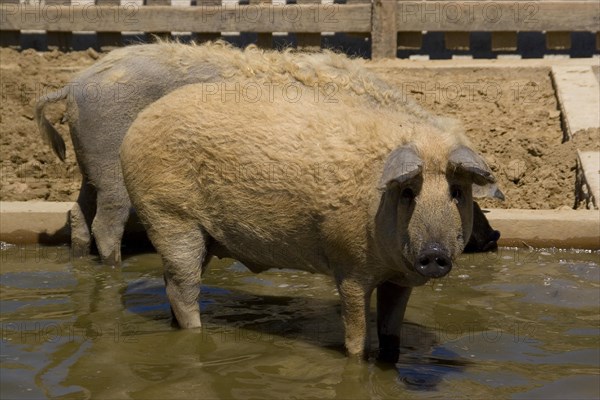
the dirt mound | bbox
[1,48,598,209]
[1,48,99,201]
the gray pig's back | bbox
[67,45,223,157]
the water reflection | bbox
[122,275,468,393]
[1,246,599,399]
[396,346,468,391]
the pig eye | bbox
[401,187,415,201]
[450,185,463,202]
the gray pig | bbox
[36,41,501,265]
[120,77,498,359]
[36,42,229,264]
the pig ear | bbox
[448,145,496,186]
[473,183,505,201]
[379,145,423,190]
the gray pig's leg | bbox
[148,219,206,329]
[376,281,412,363]
[336,277,373,359]
[91,185,131,266]
[70,175,96,258]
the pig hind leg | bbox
[70,175,96,258]
[145,216,208,329]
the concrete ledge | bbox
[1,202,599,250]
[485,208,599,249]
[0,202,71,244]
[551,66,600,139]
[367,57,599,70]
[576,150,600,209]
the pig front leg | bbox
[377,281,412,363]
[336,276,374,359]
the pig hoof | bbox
[71,241,90,259]
[170,307,201,329]
[345,351,367,363]
[100,249,121,267]
[377,348,400,364]
[482,230,501,252]
[173,319,202,329]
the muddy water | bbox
[1,245,598,399]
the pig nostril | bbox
[419,256,430,266]
[436,257,448,267]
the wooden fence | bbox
[0,1,598,58]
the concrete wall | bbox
[1,202,598,250]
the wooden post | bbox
[195,0,221,43]
[546,32,571,50]
[97,0,122,50]
[0,0,19,48]
[296,0,321,51]
[145,0,172,42]
[250,0,272,48]
[371,0,397,59]
[46,0,73,50]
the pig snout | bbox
[415,244,452,278]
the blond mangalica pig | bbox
[120,79,497,359]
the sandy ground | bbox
[1,47,598,208]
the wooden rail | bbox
[0,1,598,58]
